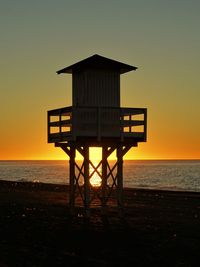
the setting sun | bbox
[89,161,102,187]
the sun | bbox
[89,147,102,187]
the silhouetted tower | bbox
[47,54,147,216]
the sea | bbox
[0,160,200,192]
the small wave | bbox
[33,179,40,183]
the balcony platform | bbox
[47,106,147,145]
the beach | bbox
[0,180,200,267]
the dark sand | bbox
[0,180,200,267]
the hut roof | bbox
[56,54,137,75]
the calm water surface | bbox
[0,160,200,192]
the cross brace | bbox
[55,142,132,216]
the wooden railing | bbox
[47,106,147,143]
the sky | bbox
[0,0,200,160]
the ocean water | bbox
[0,160,200,192]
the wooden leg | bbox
[101,146,107,215]
[83,146,90,217]
[117,145,124,217]
[69,147,75,215]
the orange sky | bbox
[0,1,200,160]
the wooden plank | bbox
[122,120,144,127]
[48,106,72,116]
[49,119,72,127]
[48,132,72,143]
[123,132,145,138]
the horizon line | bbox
[1,158,200,161]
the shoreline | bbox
[1,178,200,195]
[1,159,199,194]
[0,180,200,266]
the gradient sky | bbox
[0,0,200,160]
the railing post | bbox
[47,111,50,142]
[144,108,147,141]
[59,111,62,140]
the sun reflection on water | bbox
[89,162,102,187]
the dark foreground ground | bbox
[0,180,200,267]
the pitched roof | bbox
[57,54,137,75]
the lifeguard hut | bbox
[47,54,147,216]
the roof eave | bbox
[57,66,138,75]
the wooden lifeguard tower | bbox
[47,54,147,216]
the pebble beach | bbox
[0,180,200,266]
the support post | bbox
[69,146,75,215]
[117,145,124,216]
[55,142,133,218]
[101,146,107,214]
[83,146,90,217]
